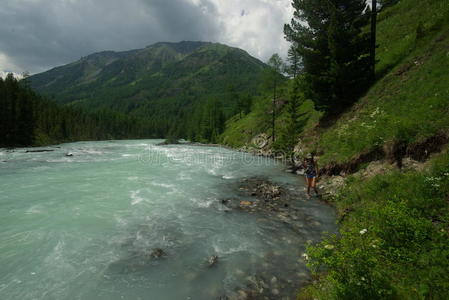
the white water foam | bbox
[25,205,44,215]
[212,242,250,256]
[195,197,216,208]
[177,172,192,180]
[130,190,145,206]
[150,182,176,190]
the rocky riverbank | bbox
[217,176,335,300]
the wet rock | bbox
[150,248,166,258]
[236,290,248,300]
[26,149,54,153]
[208,255,219,267]
[65,152,73,157]
[296,169,305,175]
[219,175,335,299]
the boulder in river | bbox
[207,255,219,267]
[149,248,167,258]
[25,149,54,153]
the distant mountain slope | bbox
[28,41,268,136]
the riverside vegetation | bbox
[1,0,448,298]
[220,0,449,298]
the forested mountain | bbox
[28,41,269,139]
[0,74,153,147]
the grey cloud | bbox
[0,0,221,73]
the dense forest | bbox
[0,74,155,147]
[27,42,268,141]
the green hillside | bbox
[222,0,449,167]
[305,0,449,168]
[221,0,449,298]
[28,41,268,138]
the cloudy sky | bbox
[0,0,294,75]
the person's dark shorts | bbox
[306,172,316,179]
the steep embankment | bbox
[222,0,449,168]
[221,0,449,298]
[303,0,449,173]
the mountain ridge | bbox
[27,41,269,137]
[27,41,267,131]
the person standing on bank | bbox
[303,154,319,199]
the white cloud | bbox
[0,71,23,80]
[197,0,294,62]
[0,52,24,75]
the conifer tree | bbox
[265,54,284,142]
[286,44,302,79]
[285,0,371,112]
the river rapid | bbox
[0,140,335,300]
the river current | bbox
[0,140,335,299]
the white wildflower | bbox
[302,253,309,260]
[360,229,368,235]
[370,107,381,118]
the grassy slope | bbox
[221,82,322,149]
[302,150,449,299]
[221,0,449,164]
[301,1,449,298]
[299,1,449,298]
[306,0,449,166]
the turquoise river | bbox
[0,140,335,300]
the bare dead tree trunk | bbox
[272,80,276,142]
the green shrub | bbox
[302,151,449,299]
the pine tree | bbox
[327,0,371,108]
[286,44,302,78]
[242,94,253,115]
[265,54,284,142]
[274,78,308,158]
[285,0,371,112]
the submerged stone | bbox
[208,255,219,267]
